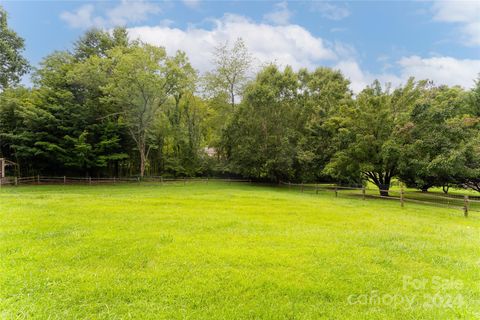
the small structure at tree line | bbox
[203,147,217,157]
[0,158,15,178]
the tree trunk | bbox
[442,185,450,194]
[114,161,119,178]
[230,83,235,110]
[421,186,429,193]
[139,145,146,178]
[470,181,480,193]
[379,184,389,197]
[365,171,392,197]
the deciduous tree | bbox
[204,38,252,109]
[0,6,29,90]
[325,79,426,196]
[223,65,300,181]
[102,44,172,177]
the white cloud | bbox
[398,56,480,88]
[336,56,480,93]
[334,60,370,93]
[127,14,336,73]
[61,3,478,93]
[432,1,480,46]
[107,0,160,26]
[263,1,292,25]
[126,13,479,92]
[60,0,160,29]
[60,4,99,29]
[335,60,401,93]
[310,1,350,20]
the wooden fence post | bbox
[464,195,469,218]
[113,176,116,184]
[335,186,338,198]
[400,186,404,208]
[362,186,366,200]
[37,174,40,185]
[63,176,66,185]
[160,176,163,184]
[89,177,92,185]
[15,177,18,186]
[206,177,209,185]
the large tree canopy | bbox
[325,79,427,195]
[296,67,353,181]
[101,44,173,177]
[0,6,29,90]
[397,86,472,192]
[223,65,301,181]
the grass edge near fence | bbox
[1,176,479,216]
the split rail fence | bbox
[279,182,480,218]
[0,176,478,217]
[0,175,251,187]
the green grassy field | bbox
[1,182,479,319]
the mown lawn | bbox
[1,182,479,319]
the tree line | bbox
[0,7,479,195]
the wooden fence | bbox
[0,175,252,187]
[279,182,479,217]
[1,176,478,217]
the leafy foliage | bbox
[325,79,428,195]
[0,13,478,193]
[0,6,29,90]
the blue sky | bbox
[2,0,480,92]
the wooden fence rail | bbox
[0,176,252,187]
[279,181,478,217]
[1,176,478,217]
